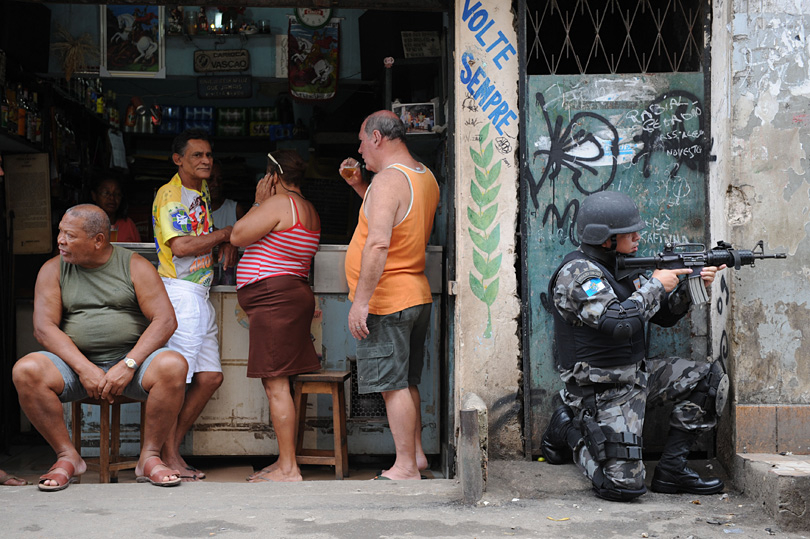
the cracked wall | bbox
[728,2,810,414]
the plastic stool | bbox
[293,370,350,479]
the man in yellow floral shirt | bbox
[152,129,237,481]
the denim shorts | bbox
[355,303,431,394]
[42,347,172,403]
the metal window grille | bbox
[526,0,704,75]
[349,361,387,419]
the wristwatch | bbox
[124,357,137,369]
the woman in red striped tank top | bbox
[231,150,321,483]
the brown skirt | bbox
[236,274,321,379]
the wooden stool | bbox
[293,370,350,480]
[71,396,144,483]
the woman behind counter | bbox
[231,150,321,483]
[90,177,141,242]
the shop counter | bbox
[67,243,442,457]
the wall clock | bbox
[294,7,333,29]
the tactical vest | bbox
[548,250,646,370]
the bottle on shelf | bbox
[6,88,18,136]
[85,79,96,110]
[112,92,120,127]
[25,90,38,143]
[1,89,8,131]
[16,84,28,139]
[31,92,42,144]
[123,99,136,132]
[95,78,105,118]
[21,87,32,141]
[96,91,105,118]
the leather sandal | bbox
[136,456,181,487]
[38,460,77,492]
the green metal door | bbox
[522,74,709,454]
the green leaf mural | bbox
[467,122,503,338]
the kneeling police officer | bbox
[541,191,728,502]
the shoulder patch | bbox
[580,277,606,297]
[573,269,603,285]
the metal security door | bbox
[523,75,709,454]
[520,0,711,455]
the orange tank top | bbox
[345,163,440,315]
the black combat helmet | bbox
[577,191,646,245]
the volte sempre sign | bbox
[194,50,250,73]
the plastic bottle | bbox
[124,101,136,132]
[95,79,104,117]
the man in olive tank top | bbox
[13,205,189,490]
[341,111,440,480]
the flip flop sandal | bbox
[374,470,429,480]
[185,466,205,479]
[246,466,275,481]
[38,460,76,492]
[136,456,181,487]
[0,472,28,486]
[247,471,278,483]
[371,475,392,480]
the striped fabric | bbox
[236,197,320,289]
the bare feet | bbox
[161,452,206,480]
[416,453,429,472]
[247,466,302,483]
[377,463,421,480]
[247,462,279,481]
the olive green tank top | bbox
[60,246,148,364]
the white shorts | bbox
[162,277,221,383]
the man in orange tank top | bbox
[342,111,440,480]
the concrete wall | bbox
[453,0,523,457]
[721,0,810,456]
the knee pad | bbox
[689,361,729,417]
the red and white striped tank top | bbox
[236,196,320,289]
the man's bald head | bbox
[363,110,407,143]
[65,204,111,239]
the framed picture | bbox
[392,102,436,134]
[100,5,165,78]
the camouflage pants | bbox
[560,357,716,491]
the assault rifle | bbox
[616,240,787,303]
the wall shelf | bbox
[167,33,274,46]
[0,133,43,154]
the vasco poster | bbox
[288,19,339,102]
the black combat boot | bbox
[540,404,579,465]
[651,428,725,494]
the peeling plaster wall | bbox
[710,0,738,464]
[453,0,523,457]
[729,1,810,412]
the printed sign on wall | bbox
[193,50,250,73]
[5,153,52,254]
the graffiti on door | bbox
[526,85,707,250]
[522,74,709,451]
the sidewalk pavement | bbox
[1,456,808,538]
